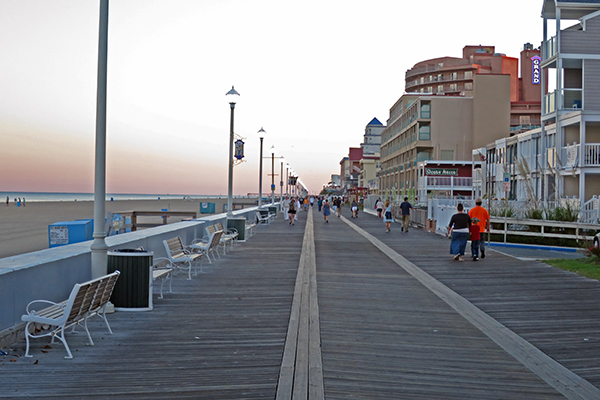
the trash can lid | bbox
[108,248,153,256]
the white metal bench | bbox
[256,211,275,225]
[204,224,229,255]
[163,236,205,279]
[245,218,257,238]
[190,229,223,265]
[21,271,120,359]
[151,257,174,299]
[215,222,238,249]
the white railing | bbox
[581,196,600,224]
[585,144,600,166]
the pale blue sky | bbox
[0,0,546,195]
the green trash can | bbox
[227,217,246,241]
[268,206,278,216]
[107,249,154,311]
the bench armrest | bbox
[25,299,64,315]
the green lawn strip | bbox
[545,257,600,280]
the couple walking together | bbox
[381,197,412,233]
[447,199,490,261]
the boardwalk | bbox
[1,208,600,399]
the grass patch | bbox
[545,257,600,280]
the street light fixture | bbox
[258,128,265,208]
[270,145,276,205]
[279,156,284,207]
[226,86,240,219]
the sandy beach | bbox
[0,198,237,259]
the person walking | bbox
[469,217,481,261]
[295,197,301,221]
[317,197,323,212]
[383,199,394,232]
[322,199,331,223]
[5,196,8,206]
[399,197,412,232]
[351,199,359,218]
[375,198,383,218]
[288,197,296,225]
[448,203,471,261]
[335,197,342,218]
[468,198,490,259]
[282,196,290,221]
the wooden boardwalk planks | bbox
[313,211,583,399]
[0,213,304,399]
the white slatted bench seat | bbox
[190,229,223,265]
[245,218,257,238]
[163,236,205,280]
[152,258,174,299]
[21,271,120,359]
[205,224,229,255]
[215,222,238,249]
[256,211,274,225]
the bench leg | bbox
[83,316,94,346]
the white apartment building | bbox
[473,0,600,220]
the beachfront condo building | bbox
[379,74,511,196]
[472,0,600,222]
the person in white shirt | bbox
[282,196,291,221]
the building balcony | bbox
[418,176,473,191]
[552,143,600,169]
[543,36,558,61]
[543,89,582,115]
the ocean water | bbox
[0,192,236,203]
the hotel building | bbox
[473,0,600,220]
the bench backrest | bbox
[65,271,121,324]
[164,237,185,259]
[206,224,217,237]
[215,222,225,231]
[208,230,223,251]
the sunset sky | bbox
[1,0,549,195]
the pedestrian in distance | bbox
[470,217,481,261]
[399,197,412,232]
[317,197,323,212]
[375,198,383,218]
[322,199,331,223]
[468,198,490,259]
[351,199,358,218]
[295,198,301,221]
[282,195,290,221]
[5,196,8,206]
[288,197,296,225]
[448,203,471,261]
[335,197,342,218]
[383,199,394,232]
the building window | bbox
[438,74,443,81]
[419,125,431,140]
[427,86,433,93]
[465,71,473,79]
[420,77,425,84]
[450,72,458,80]
[437,85,444,93]
[465,82,473,90]
[420,103,431,119]
[440,150,454,160]
[449,83,458,91]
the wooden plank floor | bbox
[0,214,305,399]
[2,207,600,399]
[313,212,572,399]
[346,210,600,389]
